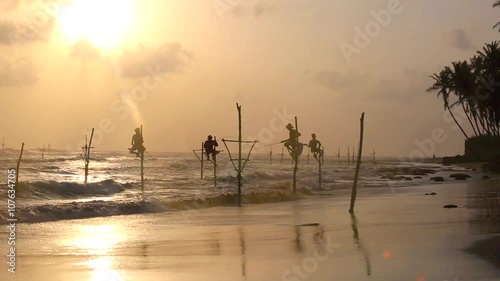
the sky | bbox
[0,0,498,157]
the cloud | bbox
[449,29,474,50]
[316,70,367,91]
[0,57,38,87]
[0,18,54,49]
[117,43,192,78]
[365,69,429,103]
[316,68,428,104]
[69,38,101,63]
[254,1,276,17]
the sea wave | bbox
[10,180,131,199]
[0,190,304,224]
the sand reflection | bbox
[70,224,126,280]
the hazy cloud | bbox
[317,68,428,103]
[0,57,38,87]
[118,43,192,78]
[366,69,429,103]
[0,19,54,47]
[316,70,367,91]
[449,29,474,50]
[69,38,101,63]
[254,1,276,17]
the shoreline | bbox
[1,179,499,280]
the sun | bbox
[57,0,136,48]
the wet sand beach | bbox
[1,180,499,281]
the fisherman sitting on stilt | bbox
[281,123,303,157]
[204,135,219,161]
[307,133,323,160]
[129,128,145,157]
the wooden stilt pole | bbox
[84,128,95,184]
[201,142,204,179]
[281,147,284,164]
[292,116,299,193]
[140,125,144,193]
[41,144,45,159]
[15,143,24,186]
[318,156,322,189]
[1,137,5,155]
[349,113,365,213]
[338,147,340,164]
[237,104,242,207]
[347,147,350,166]
[214,138,217,187]
[352,146,355,163]
[307,149,310,165]
[269,146,272,166]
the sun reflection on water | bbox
[87,257,122,281]
[73,225,126,255]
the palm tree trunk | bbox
[448,106,470,140]
[461,103,478,136]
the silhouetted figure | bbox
[281,123,302,156]
[204,135,219,161]
[129,128,145,157]
[307,133,323,159]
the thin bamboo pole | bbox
[269,146,272,166]
[292,116,299,193]
[140,125,144,192]
[318,156,322,189]
[349,113,365,213]
[214,138,217,187]
[237,104,242,207]
[201,142,204,179]
[347,147,350,166]
[15,143,24,186]
[84,128,95,184]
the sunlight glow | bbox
[88,257,122,281]
[58,0,136,48]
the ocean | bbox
[0,148,479,224]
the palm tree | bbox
[428,42,500,140]
[449,61,481,136]
[494,0,500,31]
[477,42,500,127]
[427,68,470,139]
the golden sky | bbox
[0,0,498,157]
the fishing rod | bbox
[146,151,156,159]
[255,141,283,150]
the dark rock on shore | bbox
[443,204,458,208]
[450,173,471,180]
[431,177,444,182]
